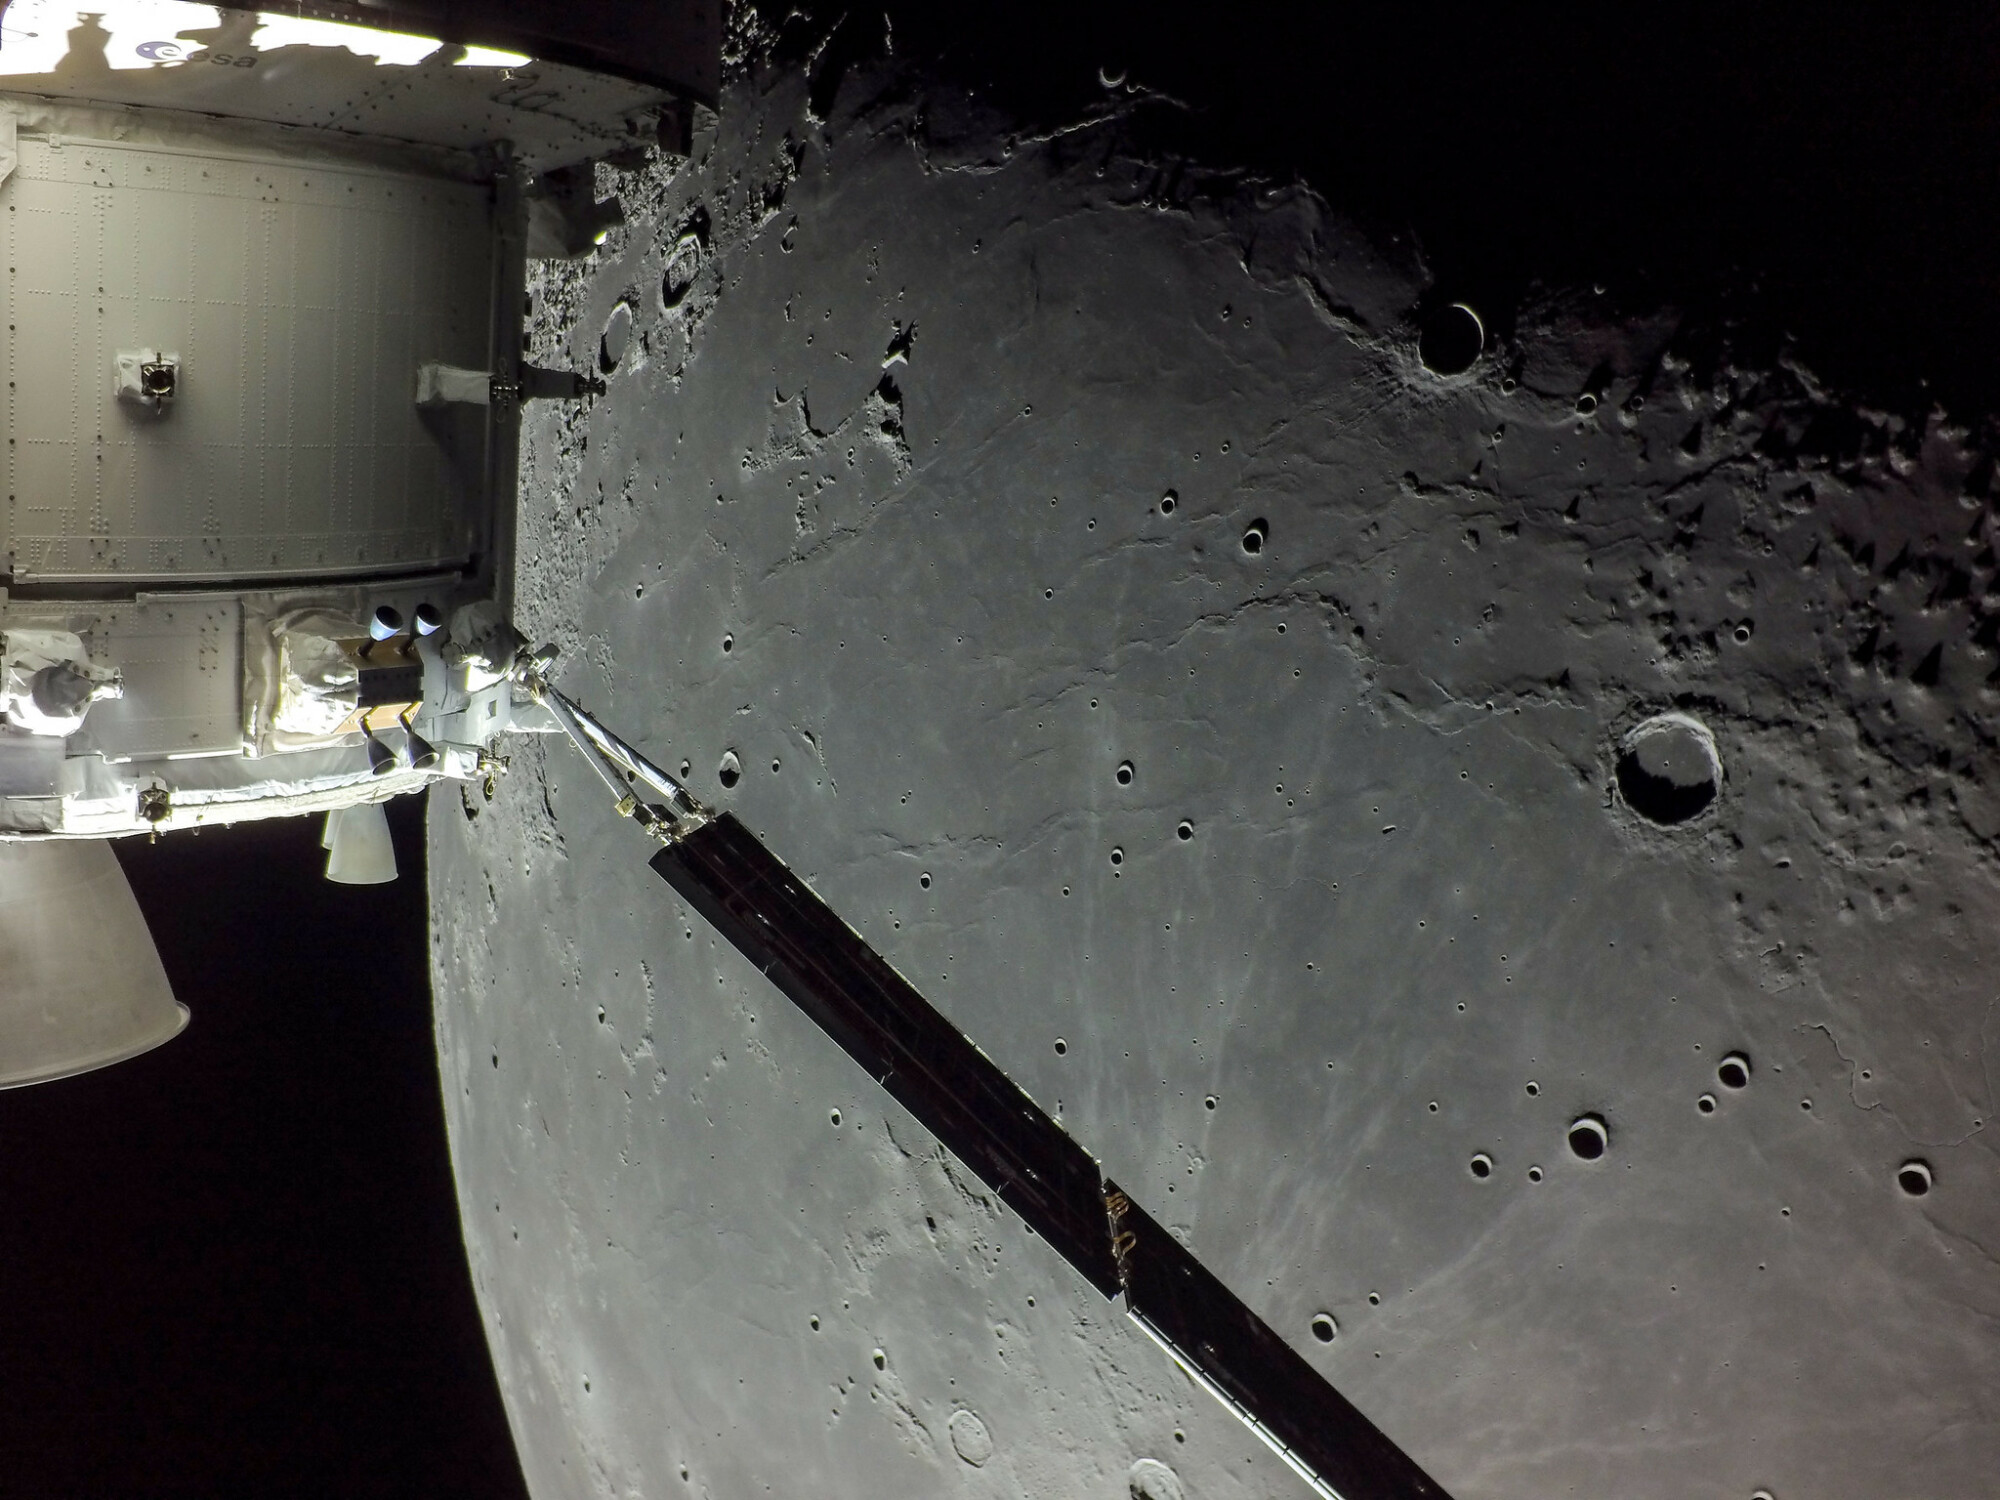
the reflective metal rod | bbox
[551,688,698,808]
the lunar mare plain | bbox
[428,25,2000,1500]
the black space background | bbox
[3,5,1997,1498]
[3,801,521,1500]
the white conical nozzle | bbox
[325,803,397,885]
[0,839,189,1090]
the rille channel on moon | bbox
[0,3,1990,1499]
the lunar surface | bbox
[429,19,2000,1500]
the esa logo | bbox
[136,41,259,67]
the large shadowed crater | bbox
[1615,714,1721,827]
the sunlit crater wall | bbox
[428,42,2000,1500]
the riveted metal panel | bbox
[2,131,492,584]
[75,597,245,760]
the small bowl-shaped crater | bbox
[1468,1152,1494,1179]
[1128,1458,1185,1500]
[1697,1093,1717,1114]
[1898,1159,1933,1196]
[1717,1052,1751,1090]
[1567,1114,1609,1161]
[1310,1312,1337,1343]
[1615,712,1722,826]
[1115,760,1135,786]
[1241,518,1269,555]
[717,750,742,789]
[1419,302,1484,376]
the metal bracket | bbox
[513,650,709,843]
[116,350,180,414]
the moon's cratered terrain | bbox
[428,30,2000,1500]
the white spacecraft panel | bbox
[0,2,677,175]
[1,124,491,582]
[73,596,241,758]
